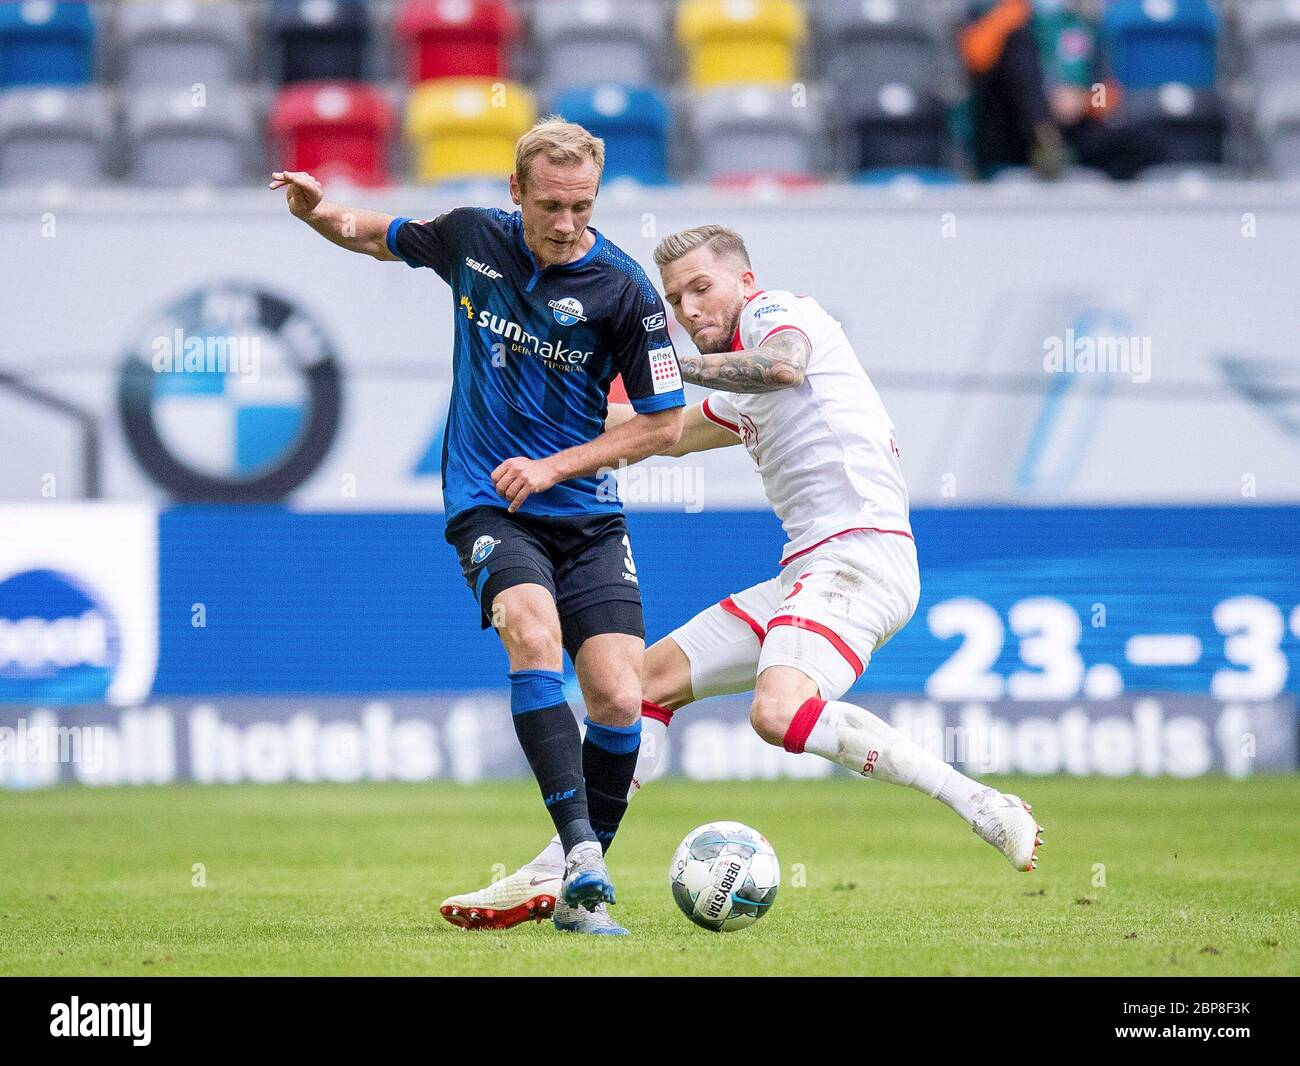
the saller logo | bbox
[702,859,744,919]
[465,257,502,280]
[642,311,666,332]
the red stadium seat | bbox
[270,82,395,187]
[395,0,518,84]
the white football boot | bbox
[553,899,628,936]
[439,866,560,930]
[970,789,1044,872]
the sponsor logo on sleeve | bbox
[648,344,682,394]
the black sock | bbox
[509,670,596,854]
[582,717,642,853]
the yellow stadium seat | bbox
[676,0,807,90]
[404,78,536,182]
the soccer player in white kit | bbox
[440,225,1043,934]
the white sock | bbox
[791,698,988,824]
[524,709,672,873]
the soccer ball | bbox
[669,821,779,932]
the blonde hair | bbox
[653,225,752,269]
[515,117,605,190]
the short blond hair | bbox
[653,225,752,269]
[515,117,605,190]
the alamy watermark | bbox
[0,718,104,771]
[1043,328,1151,384]
[151,328,260,383]
[596,460,705,513]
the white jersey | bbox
[699,289,913,566]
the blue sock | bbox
[509,670,597,854]
[582,717,642,854]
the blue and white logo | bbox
[119,283,343,502]
[548,297,587,327]
[471,535,500,565]
[0,569,121,704]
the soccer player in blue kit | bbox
[271,120,686,935]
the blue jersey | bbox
[386,208,686,519]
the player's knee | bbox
[585,681,642,727]
[749,694,794,747]
[501,616,561,668]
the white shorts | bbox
[668,530,920,702]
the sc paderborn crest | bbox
[471,536,500,565]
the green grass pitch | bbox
[2,775,1297,976]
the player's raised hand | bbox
[491,457,559,513]
[269,171,323,219]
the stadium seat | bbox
[266,0,371,85]
[124,86,255,188]
[113,0,248,89]
[0,0,94,88]
[395,0,517,84]
[676,0,807,89]
[270,81,395,186]
[689,84,824,179]
[1257,83,1300,178]
[1100,0,1219,90]
[815,0,942,94]
[841,81,950,172]
[0,85,111,185]
[1116,82,1226,166]
[530,0,668,94]
[405,77,534,182]
[549,84,670,184]
[1241,0,1300,92]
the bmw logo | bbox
[548,296,586,327]
[471,535,499,565]
[118,282,343,502]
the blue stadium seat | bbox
[266,0,371,85]
[549,84,670,185]
[0,0,94,88]
[1100,0,1219,90]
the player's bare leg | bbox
[749,665,1043,872]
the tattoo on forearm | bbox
[681,331,810,393]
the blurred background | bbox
[0,0,1297,789]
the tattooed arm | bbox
[679,329,811,393]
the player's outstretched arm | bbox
[606,402,737,459]
[491,408,683,513]
[679,330,811,393]
[269,171,399,261]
